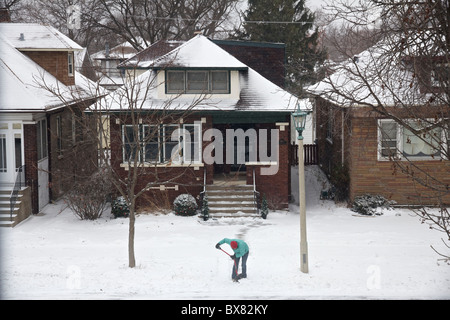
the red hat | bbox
[230,241,238,249]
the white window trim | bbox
[68,52,74,77]
[122,123,203,165]
[377,119,448,161]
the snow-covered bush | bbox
[111,196,130,218]
[174,194,198,216]
[65,173,111,220]
[351,194,396,216]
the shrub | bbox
[174,194,198,216]
[201,193,209,221]
[351,194,396,216]
[111,196,130,218]
[65,173,111,220]
[261,194,269,219]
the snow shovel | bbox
[218,247,240,282]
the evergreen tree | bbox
[234,0,326,94]
[261,194,269,219]
[201,193,210,221]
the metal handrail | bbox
[10,165,25,221]
[252,167,260,216]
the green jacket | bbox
[218,238,249,258]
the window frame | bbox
[166,70,230,94]
[68,52,74,77]
[122,123,202,165]
[377,119,447,161]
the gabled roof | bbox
[0,34,101,112]
[102,35,299,113]
[122,35,248,70]
[91,39,145,61]
[306,36,441,108]
[119,39,185,69]
[0,23,83,51]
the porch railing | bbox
[290,143,319,166]
[10,165,25,221]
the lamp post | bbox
[291,104,311,273]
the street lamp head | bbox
[291,104,311,140]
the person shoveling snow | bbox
[216,238,249,282]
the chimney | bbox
[0,7,11,22]
[19,33,24,41]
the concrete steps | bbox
[0,188,30,227]
[206,184,259,218]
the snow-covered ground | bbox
[1,166,449,300]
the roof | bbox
[306,36,441,108]
[119,39,185,69]
[123,35,248,70]
[0,34,102,112]
[100,35,300,113]
[91,40,144,61]
[0,23,83,51]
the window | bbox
[182,124,201,163]
[0,134,6,172]
[378,119,446,160]
[166,70,229,94]
[402,123,442,158]
[122,123,202,164]
[68,52,74,77]
[56,116,62,153]
[167,71,185,93]
[123,125,141,162]
[37,119,48,161]
[379,121,398,158]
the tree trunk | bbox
[128,202,136,268]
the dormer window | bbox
[68,52,74,77]
[166,70,229,94]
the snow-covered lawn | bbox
[1,167,449,299]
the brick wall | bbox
[348,115,450,205]
[23,51,75,86]
[23,123,39,214]
[110,113,291,210]
[246,120,291,209]
[315,97,450,205]
[48,104,98,200]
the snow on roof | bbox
[0,23,83,51]
[150,35,248,70]
[91,39,145,61]
[0,35,101,112]
[95,34,300,114]
[119,39,186,69]
[306,36,439,107]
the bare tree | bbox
[95,0,241,49]
[310,0,450,262]
[39,58,211,267]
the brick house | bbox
[0,23,100,225]
[103,35,303,214]
[307,41,450,206]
